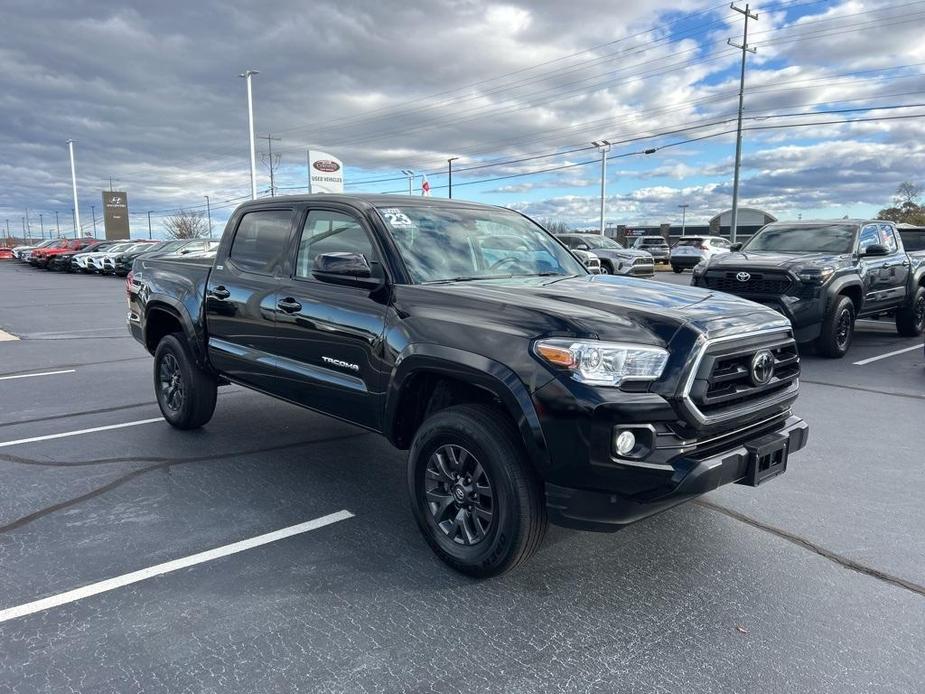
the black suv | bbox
[692,220,925,357]
[128,195,808,576]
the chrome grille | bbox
[682,330,800,425]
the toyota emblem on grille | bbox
[736,271,751,282]
[750,350,775,386]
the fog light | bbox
[614,430,636,456]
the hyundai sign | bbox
[102,191,130,239]
[307,150,344,194]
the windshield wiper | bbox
[422,274,514,284]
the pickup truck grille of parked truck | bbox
[680,329,800,426]
[703,271,793,295]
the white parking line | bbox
[0,369,76,381]
[0,510,354,624]
[0,418,163,448]
[0,329,19,342]
[853,345,922,366]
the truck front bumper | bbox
[545,415,808,532]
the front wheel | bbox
[598,262,611,275]
[407,404,547,578]
[153,333,217,429]
[816,295,855,358]
[896,286,925,337]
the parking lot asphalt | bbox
[1,261,923,693]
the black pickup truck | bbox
[691,220,925,357]
[128,195,808,576]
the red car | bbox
[30,238,96,269]
[0,248,13,260]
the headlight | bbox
[533,339,669,386]
[795,266,834,284]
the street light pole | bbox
[592,140,611,234]
[239,69,260,200]
[728,3,758,244]
[91,205,97,237]
[147,211,153,240]
[401,169,415,196]
[447,157,459,199]
[67,139,81,238]
[204,195,213,238]
[39,213,44,239]
[55,211,60,236]
[678,204,689,237]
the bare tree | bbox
[163,209,209,239]
[893,181,921,206]
[539,217,570,234]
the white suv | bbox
[669,236,732,273]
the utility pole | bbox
[401,170,415,196]
[592,140,611,234]
[21,217,26,241]
[678,204,689,237]
[55,211,60,236]
[5,220,10,245]
[91,204,97,236]
[258,134,281,196]
[67,139,81,238]
[447,157,459,198]
[25,208,31,239]
[109,177,114,192]
[204,196,213,238]
[39,213,44,239]
[147,211,153,240]
[728,2,757,244]
[239,69,260,200]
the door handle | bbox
[277,297,302,313]
[209,286,230,300]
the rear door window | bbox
[229,209,293,274]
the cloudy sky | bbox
[2,0,924,238]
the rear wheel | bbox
[153,333,217,429]
[672,265,683,273]
[599,262,611,275]
[816,295,855,358]
[896,286,925,337]
[407,404,547,577]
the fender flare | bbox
[143,294,208,367]
[384,343,551,472]
[826,276,864,313]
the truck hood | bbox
[707,250,852,271]
[401,274,789,347]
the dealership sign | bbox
[307,150,344,194]
[102,191,130,240]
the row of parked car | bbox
[7,237,218,276]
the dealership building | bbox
[609,207,777,244]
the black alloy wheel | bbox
[835,306,852,349]
[896,287,925,337]
[158,352,184,414]
[424,444,494,546]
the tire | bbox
[672,265,683,273]
[599,262,611,275]
[153,333,217,429]
[896,286,925,337]
[407,404,547,578]
[816,295,855,358]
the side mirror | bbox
[311,252,383,289]
[730,242,743,251]
[862,244,888,257]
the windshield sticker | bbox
[379,209,413,227]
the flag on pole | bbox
[421,175,431,196]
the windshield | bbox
[377,205,586,283]
[577,235,622,250]
[743,224,857,254]
[104,243,134,254]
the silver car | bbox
[557,233,654,276]
[669,236,732,273]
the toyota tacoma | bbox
[691,220,925,357]
[128,195,808,576]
